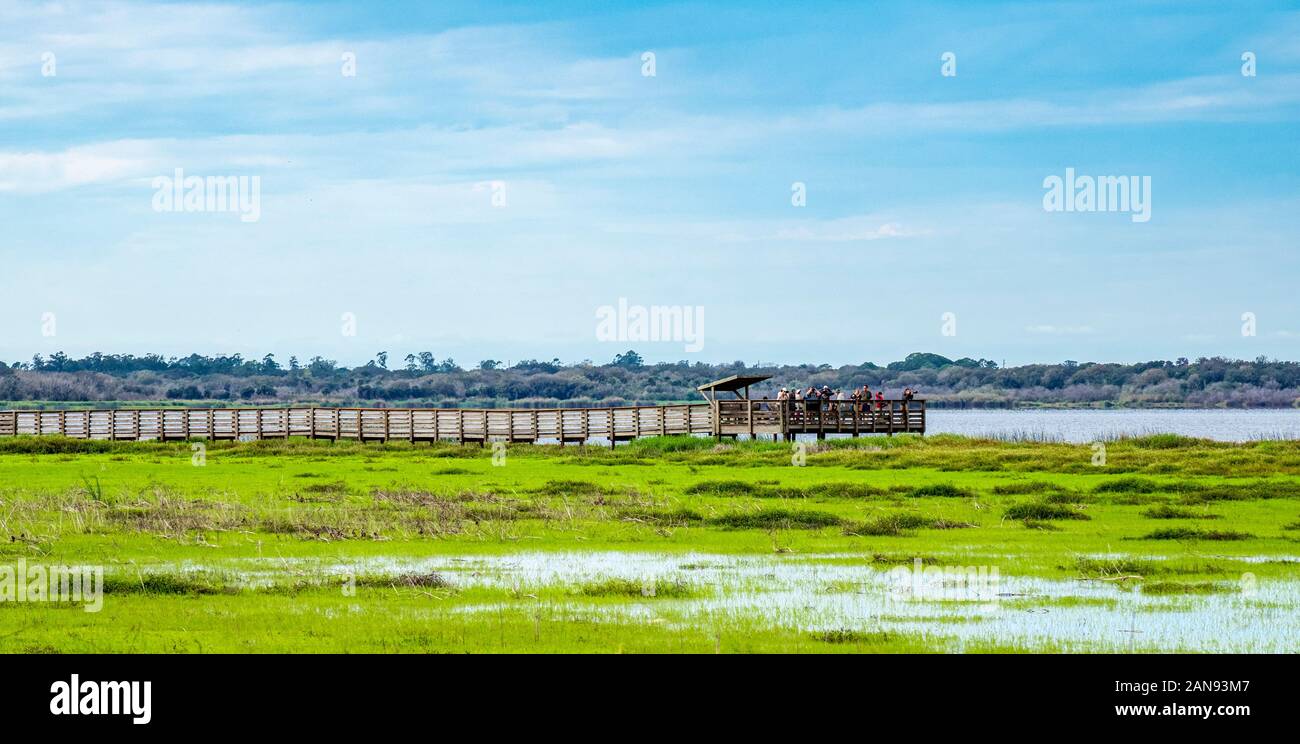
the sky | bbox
[1,0,1298,368]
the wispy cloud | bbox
[0,0,1297,365]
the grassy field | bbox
[2,433,1299,653]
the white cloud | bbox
[0,145,149,192]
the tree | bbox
[375,351,388,370]
[612,350,644,368]
[307,356,337,376]
[479,359,502,370]
[888,352,953,371]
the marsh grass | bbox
[1005,502,1090,521]
[1139,528,1254,541]
[684,479,889,499]
[810,629,898,645]
[1140,580,1236,595]
[531,479,608,497]
[577,578,696,599]
[845,513,975,536]
[1142,505,1220,520]
[706,509,845,530]
[102,572,234,595]
[1072,556,1226,579]
[906,483,973,498]
[1092,477,1164,494]
[992,480,1063,495]
[353,572,450,590]
[4,433,1300,652]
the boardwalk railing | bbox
[0,400,923,444]
[716,399,925,438]
[0,405,713,445]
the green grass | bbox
[1,433,1299,652]
[1004,502,1091,521]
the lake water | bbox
[922,408,1300,443]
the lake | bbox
[923,408,1300,443]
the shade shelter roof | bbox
[696,374,772,401]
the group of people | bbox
[773,385,917,412]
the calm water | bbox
[921,408,1300,443]
[171,552,1300,652]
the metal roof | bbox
[696,374,773,393]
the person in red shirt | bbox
[875,390,885,410]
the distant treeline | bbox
[2,351,1298,408]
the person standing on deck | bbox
[875,390,885,410]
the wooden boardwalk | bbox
[717,399,926,439]
[0,401,923,445]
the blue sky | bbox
[2,0,1298,367]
